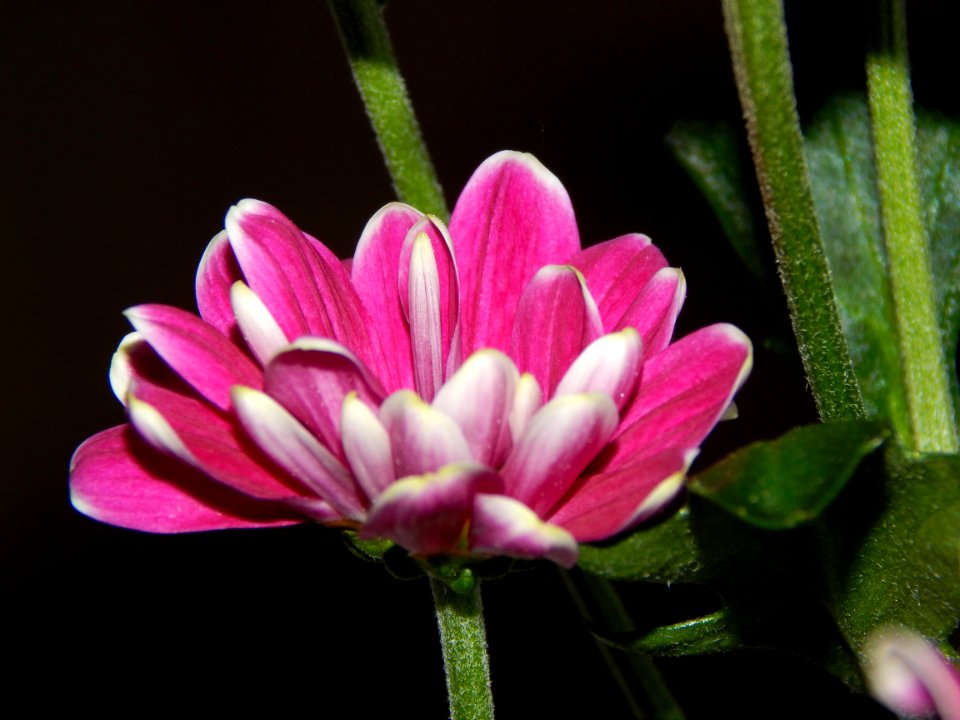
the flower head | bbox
[70,151,752,567]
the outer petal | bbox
[231,387,365,519]
[226,200,379,370]
[554,328,643,411]
[351,203,423,392]
[470,494,578,568]
[502,393,618,517]
[195,230,244,344]
[449,151,581,354]
[398,217,461,400]
[510,265,603,397]
[866,628,960,720]
[230,281,287,364]
[125,304,262,411]
[70,425,301,532]
[109,332,189,405]
[605,324,753,468]
[616,268,686,356]
[341,392,395,500]
[432,350,519,468]
[569,234,668,332]
[128,380,305,501]
[361,463,502,556]
[547,448,694,542]
[379,390,473,477]
[264,338,385,458]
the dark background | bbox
[5,1,957,716]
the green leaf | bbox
[690,420,887,529]
[599,609,745,657]
[805,95,960,439]
[917,112,960,424]
[805,97,910,437]
[665,122,766,282]
[821,447,960,656]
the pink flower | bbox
[866,628,960,719]
[70,151,752,567]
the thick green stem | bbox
[327,0,449,218]
[431,578,495,720]
[722,0,864,422]
[866,0,958,453]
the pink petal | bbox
[128,380,307,501]
[432,350,519,468]
[109,332,190,405]
[351,203,423,392]
[615,268,686,356]
[554,328,643,411]
[449,151,581,354]
[230,281,287,364]
[341,392,395,500]
[502,393,618,517]
[866,628,960,720]
[361,463,502,556]
[509,373,543,444]
[398,217,461,400]
[231,387,366,519]
[379,390,474,477]
[470,494,578,567]
[547,448,694,542]
[70,425,301,533]
[195,230,244,345]
[569,234,668,332]
[263,338,386,459]
[225,200,378,369]
[605,324,753,468]
[510,265,604,397]
[125,304,262,411]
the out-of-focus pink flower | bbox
[866,627,960,719]
[70,151,752,567]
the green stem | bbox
[327,0,449,218]
[722,0,864,422]
[431,578,495,720]
[866,0,958,453]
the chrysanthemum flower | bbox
[70,151,752,567]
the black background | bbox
[5,2,957,716]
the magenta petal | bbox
[554,328,643,411]
[866,628,960,720]
[125,304,262,411]
[226,200,378,369]
[470,494,578,567]
[264,338,385,459]
[230,281,288,364]
[361,463,503,555]
[510,265,604,397]
[109,332,190,405]
[607,324,753,467]
[232,387,366,518]
[379,390,473,477]
[432,350,519,468]
[570,234,668,332]
[341,392,395,500]
[449,151,581,354]
[398,217,461,400]
[547,448,693,542]
[195,230,244,344]
[502,393,619,517]
[128,380,305,501]
[351,203,423,392]
[70,425,301,532]
[509,373,543,444]
[616,268,686,356]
